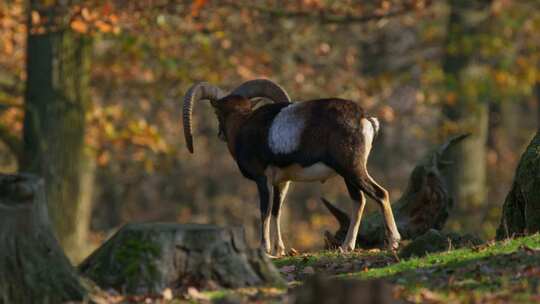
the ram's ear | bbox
[210,99,219,107]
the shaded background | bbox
[0,0,538,262]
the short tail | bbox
[366,117,380,136]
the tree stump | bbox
[497,131,540,239]
[0,174,87,304]
[79,223,284,295]
[323,135,468,249]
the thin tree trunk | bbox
[534,81,540,130]
[441,0,492,233]
[22,2,93,262]
[70,155,96,262]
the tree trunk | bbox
[496,131,540,239]
[323,135,467,249]
[443,106,488,231]
[22,2,93,262]
[0,174,87,304]
[536,82,540,129]
[79,223,284,295]
[441,0,492,233]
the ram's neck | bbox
[224,111,250,158]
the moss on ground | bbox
[271,234,540,303]
[104,234,540,303]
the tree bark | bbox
[22,2,93,262]
[79,223,284,295]
[536,82,540,129]
[323,135,467,249]
[496,131,540,239]
[0,174,87,304]
[441,0,492,232]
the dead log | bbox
[496,131,540,239]
[79,223,284,295]
[294,275,400,304]
[323,134,469,249]
[399,229,483,258]
[0,174,87,304]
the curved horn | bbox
[183,82,226,153]
[230,78,291,103]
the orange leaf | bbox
[95,20,112,33]
[190,0,207,17]
[81,8,92,21]
[31,11,40,25]
[102,2,112,16]
[445,92,457,105]
[71,19,88,33]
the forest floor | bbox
[194,234,540,303]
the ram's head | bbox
[182,79,291,153]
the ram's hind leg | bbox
[340,181,367,252]
[272,181,290,257]
[361,173,401,251]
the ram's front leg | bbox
[272,181,291,257]
[256,177,274,255]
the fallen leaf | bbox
[419,288,444,302]
[521,265,540,277]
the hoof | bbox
[338,245,353,253]
[265,252,279,259]
[388,237,401,251]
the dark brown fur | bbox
[213,96,382,200]
[212,95,399,252]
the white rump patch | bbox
[361,118,376,164]
[268,103,306,154]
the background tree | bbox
[496,131,540,238]
[21,1,94,262]
[440,0,492,231]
